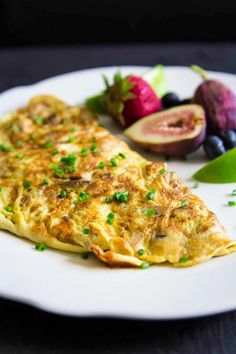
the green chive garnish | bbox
[34,116,43,125]
[181,200,189,207]
[231,189,236,196]
[193,182,199,189]
[5,206,13,213]
[141,209,157,217]
[91,144,99,153]
[107,212,115,225]
[159,168,166,175]
[104,196,112,203]
[137,248,144,256]
[59,190,67,198]
[70,127,77,133]
[179,257,189,263]
[16,140,23,147]
[228,201,236,206]
[118,153,126,159]
[23,181,31,189]
[146,188,156,201]
[61,154,77,165]
[67,136,75,143]
[44,141,53,149]
[110,157,118,167]
[113,191,128,203]
[52,149,59,155]
[43,178,49,185]
[81,147,90,156]
[82,228,90,234]
[78,191,90,202]
[140,262,150,269]
[98,161,105,169]
[16,152,24,159]
[91,137,97,143]
[35,243,47,251]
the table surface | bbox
[1,43,236,354]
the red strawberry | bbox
[102,72,162,127]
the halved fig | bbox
[124,104,206,156]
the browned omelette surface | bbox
[0,95,235,267]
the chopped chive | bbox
[44,141,53,149]
[5,206,13,213]
[118,152,126,159]
[0,187,2,192]
[146,188,156,201]
[104,196,112,203]
[91,144,99,153]
[140,262,150,269]
[98,161,105,169]
[81,147,90,156]
[16,152,24,159]
[34,116,43,125]
[0,144,14,152]
[59,190,67,198]
[193,182,199,189]
[141,209,157,217]
[113,191,128,203]
[67,136,75,143]
[137,248,144,256]
[231,189,236,196]
[70,127,77,133]
[181,200,189,207]
[23,181,31,189]
[91,137,97,143]
[81,252,90,259]
[159,168,166,175]
[52,149,59,155]
[35,243,47,251]
[16,140,23,147]
[82,228,90,234]
[61,154,77,165]
[110,157,118,167]
[179,257,189,263]
[228,201,236,206]
[107,212,115,225]
[43,178,49,185]
[78,191,90,202]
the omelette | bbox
[0,95,235,268]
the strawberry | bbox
[86,71,162,127]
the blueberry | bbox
[179,98,192,105]
[221,130,236,150]
[162,92,180,108]
[203,136,226,159]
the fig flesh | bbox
[192,66,236,134]
[124,104,206,156]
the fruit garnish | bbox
[162,92,180,108]
[193,147,236,183]
[85,68,164,126]
[142,65,168,98]
[203,136,226,160]
[192,65,236,134]
[221,130,236,149]
[124,104,206,156]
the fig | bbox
[192,65,236,134]
[124,104,206,156]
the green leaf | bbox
[102,74,109,88]
[114,70,122,83]
[85,93,107,115]
[143,65,168,98]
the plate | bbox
[0,66,236,320]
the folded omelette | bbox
[0,95,235,267]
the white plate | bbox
[1,66,236,320]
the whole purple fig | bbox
[192,65,236,134]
